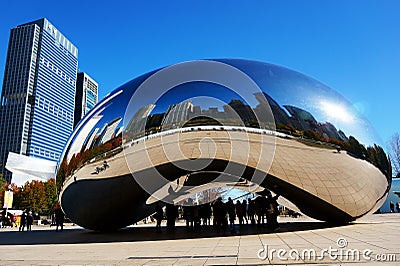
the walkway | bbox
[0,214,399,265]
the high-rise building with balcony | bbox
[74,72,98,127]
[0,18,78,182]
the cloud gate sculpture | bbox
[57,59,391,231]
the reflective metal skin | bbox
[58,59,391,231]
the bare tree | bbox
[389,133,400,177]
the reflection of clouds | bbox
[320,101,355,123]
[352,101,370,116]
[315,100,381,147]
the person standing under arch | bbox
[155,202,163,233]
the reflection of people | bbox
[390,201,395,213]
[95,166,101,174]
[55,207,65,231]
[103,160,109,169]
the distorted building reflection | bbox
[57,59,391,231]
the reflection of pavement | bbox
[65,129,387,218]
[271,137,387,217]
[0,214,399,265]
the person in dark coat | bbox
[255,196,265,226]
[55,207,65,231]
[166,204,178,231]
[19,212,27,231]
[235,200,244,225]
[201,203,212,226]
[26,211,34,231]
[183,198,194,231]
[247,199,256,225]
[242,200,248,224]
[212,197,226,233]
[266,193,280,231]
[226,197,236,232]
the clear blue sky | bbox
[0,0,399,146]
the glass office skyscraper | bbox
[74,72,98,127]
[0,18,78,182]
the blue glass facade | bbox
[29,23,78,161]
[73,72,98,127]
[0,18,78,181]
[86,89,97,111]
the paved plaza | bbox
[0,213,399,265]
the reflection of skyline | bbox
[118,89,389,178]
[122,90,349,144]
[77,84,384,179]
[81,61,380,148]
[66,115,103,161]
[97,117,122,145]
[63,60,387,179]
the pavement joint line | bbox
[293,231,323,251]
[275,232,309,264]
[235,235,241,265]
[276,232,293,249]
[334,232,395,252]
[256,232,271,265]
[307,231,346,264]
[203,236,221,265]
[309,230,336,243]
[127,255,237,259]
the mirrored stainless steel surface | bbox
[57,59,391,231]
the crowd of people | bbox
[2,194,282,233]
[0,210,15,228]
[0,210,34,230]
[0,205,65,232]
[154,193,281,233]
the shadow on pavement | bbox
[0,221,342,245]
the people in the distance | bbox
[55,205,65,232]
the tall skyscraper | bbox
[74,72,98,127]
[0,18,78,182]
